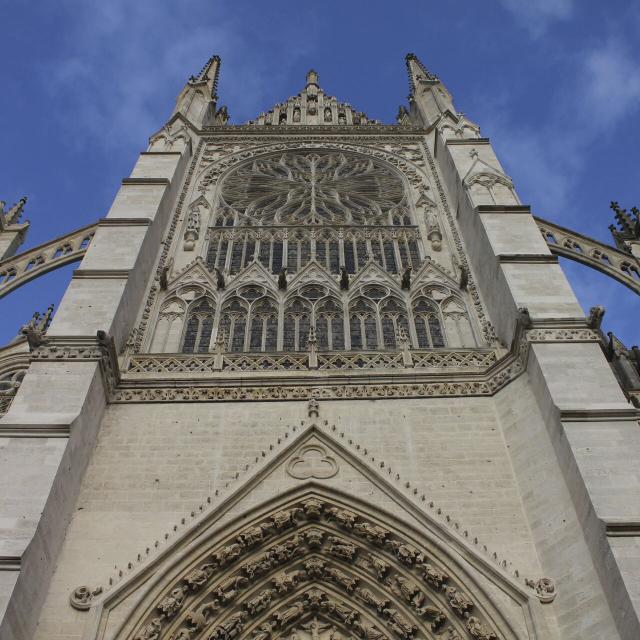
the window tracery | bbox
[181,298,216,353]
[218,286,278,353]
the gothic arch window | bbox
[349,297,377,350]
[412,296,446,348]
[283,297,312,351]
[316,296,345,350]
[380,297,409,349]
[181,297,216,353]
[219,297,248,352]
[152,298,186,353]
[219,286,278,353]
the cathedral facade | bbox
[0,55,639,640]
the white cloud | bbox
[497,0,574,36]
[43,1,314,151]
[582,39,640,124]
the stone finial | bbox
[306,69,319,87]
[0,196,27,227]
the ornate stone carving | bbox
[422,563,449,590]
[466,616,497,639]
[444,587,473,617]
[69,585,103,610]
[353,523,389,545]
[302,498,325,519]
[327,536,358,561]
[366,554,391,581]
[326,507,357,529]
[286,444,339,480]
[325,565,359,591]
[123,495,530,640]
[525,576,557,603]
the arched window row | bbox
[171,286,477,354]
[205,226,422,275]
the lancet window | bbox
[412,297,446,348]
[181,297,215,353]
[219,286,278,352]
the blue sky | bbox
[1,0,639,346]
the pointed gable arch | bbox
[84,425,545,640]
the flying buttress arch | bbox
[116,492,534,640]
[0,221,97,299]
[534,216,640,296]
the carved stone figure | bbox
[237,521,275,546]
[253,622,275,640]
[366,554,390,580]
[305,528,324,548]
[273,569,306,593]
[158,586,188,618]
[401,266,412,290]
[304,557,326,577]
[383,609,417,639]
[466,616,497,640]
[134,617,162,640]
[245,588,276,615]
[353,523,389,544]
[385,540,423,565]
[361,625,387,640]
[210,611,247,639]
[322,598,359,625]
[272,507,302,529]
[272,534,303,561]
[325,566,359,591]
[326,507,357,529]
[304,587,328,610]
[422,564,448,590]
[215,574,248,603]
[275,600,305,626]
[390,576,421,602]
[445,587,473,617]
[184,563,216,590]
[328,536,358,561]
[416,604,447,629]
[324,107,332,122]
[243,552,274,578]
[355,587,388,612]
[215,542,243,565]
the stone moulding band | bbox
[20,324,612,406]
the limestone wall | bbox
[30,392,619,640]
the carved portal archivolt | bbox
[119,494,524,640]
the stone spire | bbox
[609,201,640,258]
[405,53,456,127]
[0,196,29,260]
[172,55,223,128]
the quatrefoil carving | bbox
[286,444,339,480]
